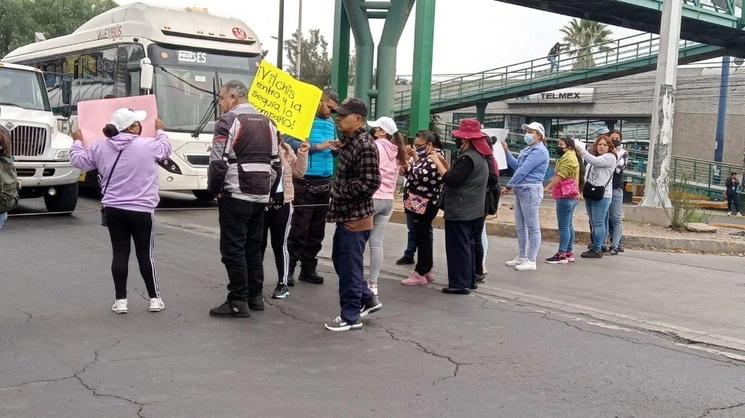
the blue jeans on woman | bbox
[606,188,624,249]
[514,184,543,262]
[585,197,612,252]
[555,198,578,253]
[0,212,6,229]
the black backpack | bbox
[484,156,499,216]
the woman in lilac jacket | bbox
[70,108,172,315]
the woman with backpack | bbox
[70,108,172,314]
[0,126,18,230]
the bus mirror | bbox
[62,78,72,105]
[140,58,154,90]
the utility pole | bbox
[297,0,303,80]
[714,55,730,184]
[277,0,285,69]
[639,0,683,208]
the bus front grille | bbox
[10,125,48,156]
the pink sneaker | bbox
[401,271,427,286]
[424,271,435,282]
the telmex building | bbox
[436,66,745,168]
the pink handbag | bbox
[552,177,579,199]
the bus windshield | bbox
[149,45,260,134]
[0,68,51,112]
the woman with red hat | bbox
[430,119,498,294]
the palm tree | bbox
[560,19,614,70]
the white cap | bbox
[110,107,147,131]
[521,122,545,137]
[367,116,398,135]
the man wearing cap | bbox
[324,98,382,331]
[207,80,282,318]
[284,87,340,286]
[429,118,498,294]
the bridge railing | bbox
[394,32,706,113]
[683,0,739,17]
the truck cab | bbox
[0,62,79,212]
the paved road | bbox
[2,195,745,417]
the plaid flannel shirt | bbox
[327,127,381,223]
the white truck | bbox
[0,62,79,212]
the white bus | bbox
[3,3,263,199]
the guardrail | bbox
[394,32,712,113]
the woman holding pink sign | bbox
[71,108,172,315]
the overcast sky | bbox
[116,0,721,80]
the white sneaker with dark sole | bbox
[324,316,362,331]
[149,298,165,312]
[112,299,128,314]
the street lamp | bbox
[277,0,284,69]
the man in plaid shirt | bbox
[324,98,383,331]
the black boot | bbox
[287,263,296,287]
[298,267,324,284]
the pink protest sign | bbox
[77,95,158,147]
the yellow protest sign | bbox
[248,60,322,140]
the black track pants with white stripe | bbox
[105,207,160,300]
[261,202,293,286]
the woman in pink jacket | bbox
[366,117,407,295]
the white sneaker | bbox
[367,281,378,296]
[515,260,537,271]
[505,256,527,267]
[738,213,743,217]
[149,297,165,312]
[727,212,732,216]
[112,299,128,314]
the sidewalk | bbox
[388,194,745,254]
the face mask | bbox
[416,145,427,158]
[524,133,534,145]
[556,147,566,157]
[612,140,621,147]
[454,138,463,150]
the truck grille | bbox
[9,125,48,156]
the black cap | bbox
[331,97,368,117]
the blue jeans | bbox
[369,198,394,284]
[606,188,623,248]
[0,212,6,229]
[514,184,543,262]
[555,198,578,253]
[404,210,432,259]
[332,223,374,324]
[586,197,612,252]
[549,56,558,73]
[480,224,488,265]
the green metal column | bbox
[409,0,436,132]
[331,0,350,99]
[375,0,415,118]
[343,0,375,110]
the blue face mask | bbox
[416,145,427,158]
[524,133,534,145]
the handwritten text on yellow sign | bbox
[248,60,322,140]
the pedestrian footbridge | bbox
[393,33,723,115]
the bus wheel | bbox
[192,190,215,201]
[44,183,79,213]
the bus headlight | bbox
[158,158,182,174]
[54,149,70,160]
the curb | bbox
[389,209,745,254]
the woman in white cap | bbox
[501,122,550,271]
[366,116,407,295]
[71,108,171,314]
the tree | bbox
[560,18,614,70]
[284,29,332,88]
[0,0,117,57]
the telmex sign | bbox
[507,88,595,104]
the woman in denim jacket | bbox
[501,122,550,271]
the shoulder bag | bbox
[582,165,613,201]
[100,148,125,227]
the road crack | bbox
[264,300,316,324]
[379,326,472,386]
[0,340,147,417]
[698,401,745,417]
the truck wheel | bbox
[44,183,79,213]
[192,190,215,201]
